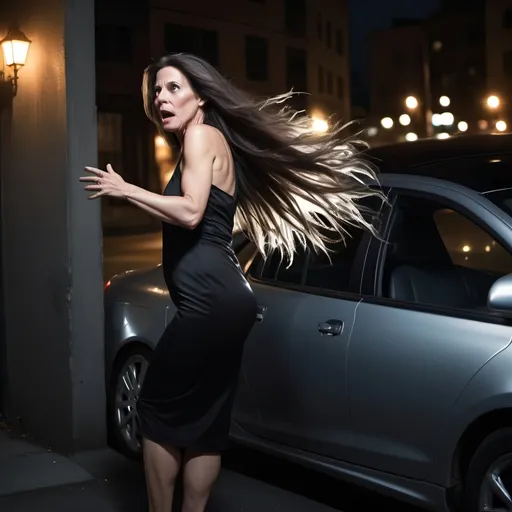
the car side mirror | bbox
[488,274,512,311]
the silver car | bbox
[105,134,512,512]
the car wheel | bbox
[109,345,152,459]
[464,428,512,512]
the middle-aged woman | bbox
[80,53,382,512]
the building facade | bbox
[367,1,489,145]
[96,0,351,197]
[487,0,512,129]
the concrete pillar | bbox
[0,0,105,453]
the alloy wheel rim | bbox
[479,453,512,511]
[114,354,148,453]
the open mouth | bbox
[161,111,175,120]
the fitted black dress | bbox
[137,159,257,452]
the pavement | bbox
[0,422,422,512]
[0,425,342,512]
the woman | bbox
[80,53,381,512]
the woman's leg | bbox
[181,451,221,512]
[143,438,182,512]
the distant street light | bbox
[439,96,450,107]
[487,95,500,109]
[312,118,328,133]
[432,113,442,127]
[399,114,411,126]
[440,112,454,126]
[496,120,507,132]
[381,117,394,129]
[405,132,418,141]
[437,132,450,139]
[457,121,468,132]
[405,96,418,109]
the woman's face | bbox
[154,66,204,133]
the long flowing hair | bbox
[142,53,383,263]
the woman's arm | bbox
[81,125,215,229]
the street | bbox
[103,231,162,283]
[0,440,426,512]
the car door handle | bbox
[256,305,267,322]
[318,319,344,336]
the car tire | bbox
[108,344,153,460]
[463,427,512,512]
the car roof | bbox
[365,133,512,193]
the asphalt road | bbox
[0,443,426,512]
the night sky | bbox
[349,0,441,107]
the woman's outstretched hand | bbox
[79,164,128,200]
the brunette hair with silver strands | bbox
[142,53,384,264]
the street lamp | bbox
[0,25,31,98]
[457,121,468,132]
[487,95,500,109]
[439,96,450,107]
[312,118,328,133]
[399,114,411,126]
[496,120,507,132]
[381,117,393,129]
[405,96,418,109]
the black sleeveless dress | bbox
[137,160,257,452]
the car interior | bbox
[381,198,500,311]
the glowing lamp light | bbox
[405,96,418,109]
[439,96,450,107]
[381,117,393,129]
[399,114,411,126]
[405,132,418,141]
[496,120,507,132]
[0,26,31,97]
[457,121,468,132]
[487,95,500,109]
[312,118,328,133]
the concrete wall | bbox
[0,0,105,453]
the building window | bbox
[327,71,333,94]
[337,76,344,99]
[317,13,323,39]
[504,50,512,76]
[285,0,306,38]
[164,24,219,66]
[245,35,268,81]
[335,29,344,55]
[326,22,332,48]
[95,25,133,63]
[318,66,325,93]
[504,8,512,29]
[286,47,308,110]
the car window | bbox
[380,194,512,311]
[249,224,365,293]
[434,208,512,275]
[248,195,383,292]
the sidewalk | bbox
[0,425,146,512]
[0,424,346,512]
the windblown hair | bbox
[142,53,383,263]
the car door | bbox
[234,221,376,459]
[346,185,512,480]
